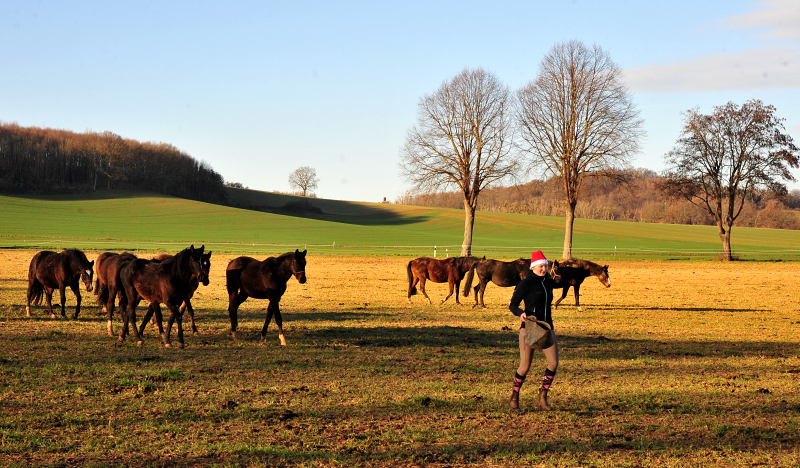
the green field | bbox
[1,189,799,260]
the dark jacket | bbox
[509,269,555,328]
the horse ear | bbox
[302,249,307,256]
[90,260,95,267]
[207,251,212,257]
[482,256,486,260]
[190,244,195,252]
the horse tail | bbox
[226,267,242,297]
[462,261,477,296]
[97,283,109,307]
[407,261,417,296]
[27,258,45,305]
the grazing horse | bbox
[226,249,307,345]
[140,250,212,336]
[26,249,94,319]
[462,257,562,308]
[119,245,205,348]
[406,256,482,305]
[552,258,611,310]
[96,252,138,336]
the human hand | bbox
[520,312,527,322]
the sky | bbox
[1,0,799,203]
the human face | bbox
[531,263,547,276]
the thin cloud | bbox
[625,0,800,93]
[724,0,800,41]
[625,46,800,93]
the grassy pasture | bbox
[3,190,800,260]
[1,250,798,467]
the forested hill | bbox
[397,169,800,230]
[0,123,226,203]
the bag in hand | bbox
[524,318,554,349]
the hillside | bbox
[1,189,799,260]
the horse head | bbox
[291,249,307,284]
[200,251,212,286]
[82,260,95,292]
[599,265,611,287]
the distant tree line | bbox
[397,168,800,230]
[0,123,226,202]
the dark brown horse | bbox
[406,256,482,305]
[462,257,562,308]
[225,249,307,345]
[462,257,530,308]
[139,250,212,336]
[26,249,94,319]
[552,258,611,310]
[96,252,138,336]
[118,245,205,348]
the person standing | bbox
[507,250,559,411]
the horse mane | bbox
[453,256,478,266]
[63,248,90,266]
[164,247,197,281]
[560,258,605,274]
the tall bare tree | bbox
[400,67,516,256]
[288,166,319,197]
[516,40,644,259]
[659,100,799,260]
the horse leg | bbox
[574,284,582,311]
[139,303,156,336]
[554,286,569,309]
[105,287,117,336]
[70,282,82,320]
[478,279,489,308]
[181,299,199,335]
[419,278,431,304]
[261,300,286,346]
[162,303,183,349]
[57,285,68,319]
[45,288,56,319]
[25,280,35,317]
[122,298,144,346]
[228,291,248,341]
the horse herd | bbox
[406,255,611,308]
[23,247,609,348]
[25,247,307,348]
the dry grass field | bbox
[1,249,799,467]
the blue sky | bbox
[2,0,799,202]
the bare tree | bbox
[400,67,516,256]
[659,100,799,260]
[288,166,319,197]
[516,40,644,259]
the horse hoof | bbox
[164,343,171,348]
[178,343,185,349]
[72,314,79,320]
[577,307,583,312]
[230,331,237,341]
[279,335,287,346]
[50,314,57,319]
[136,340,143,347]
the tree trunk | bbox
[461,199,476,257]
[718,224,733,261]
[563,200,576,259]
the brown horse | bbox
[139,250,212,336]
[26,249,94,319]
[96,252,138,336]
[406,256,482,305]
[225,249,307,345]
[552,258,611,310]
[119,245,205,348]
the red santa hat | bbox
[530,250,548,268]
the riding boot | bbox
[537,387,552,411]
[509,390,520,411]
